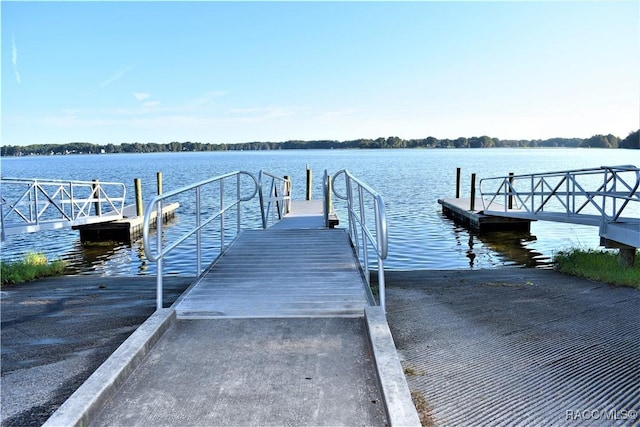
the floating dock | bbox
[73,202,179,244]
[438,197,532,232]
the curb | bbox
[365,306,421,427]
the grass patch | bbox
[554,249,640,289]
[1,252,66,286]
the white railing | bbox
[258,171,291,229]
[332,169,388,312]
[323,170,333,228]
[479,165,640,224]
[143,171,259,309]
[0,177,126,240]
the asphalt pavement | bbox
[1,275,192,427]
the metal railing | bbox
[143,171,259,309]
[258,171,291,229]
[323,169,333,228]
[1,177,126,240]
[479,165,639,223]
[332,169,388,311]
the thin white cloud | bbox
[133,92,150,101]
[12,36,21,84]
[100,66,132,88]
[228,105,304,118]
[142,101,161,108]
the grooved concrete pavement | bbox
[382,269,640,427]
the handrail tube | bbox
[142,171,259,309]
[332,169,388,312]
[220,180,225,249]
[258,171,291,229]
[1,178,126,239]
[196,186,202,276]
[479,165,639,231]
[323,170,329,227]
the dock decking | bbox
[176,201,372,319]
[73,202,179,243]
[438,197,532,232]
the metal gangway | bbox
[479,165,640,256]
[44,171,420,427]
[142,169,388,313]
[0,177,127,241]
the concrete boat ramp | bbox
[44,202,420,427]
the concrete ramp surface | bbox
[53,317,389,426]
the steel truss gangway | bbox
[0,177,126,241]
[479,165,640,264]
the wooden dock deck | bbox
[176,200,372,319]
[73,202,179,243]
[438,197,532,232]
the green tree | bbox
[619,130,639,149]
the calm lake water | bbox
[1,148,637,276]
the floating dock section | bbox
[438,198,532,232]
[73,202,179,244]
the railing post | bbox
[196,186,202,276]
[470,173,476,211]
[69,182,75,220]
[306,165,312,200]
[92,179,102,216]
[156,199,163,310]
[456,167,461,199]
[237,173,242,235]
[358,186,369,280]
[220,179,225,250]
[326,173,333,228]
[135,178,143,217]
[31,182,37,223]
[375,197,386,312]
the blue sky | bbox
[2,1,639,146]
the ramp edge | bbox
[42,308,176,427]
[365,307,421,427]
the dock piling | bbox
[157,172,163,195]
[284,175,292,214]
[135,178,143,217]
[456,167,461,199]
[306,165,312,200]
[470,173,476,211]
[92,179,102,216]
[508,172,514,209]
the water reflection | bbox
[447,213,550,269]
[2,149,630,275]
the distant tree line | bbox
[1,130,638,156]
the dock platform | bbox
[438,197,532,232]
[73,202,179,244]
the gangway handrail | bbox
[332,169,388,312]
[323,169,334,228]
[479,165,639,224]
[1,177,126,240]
[258,171,291,229]
[143,171,259,310]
